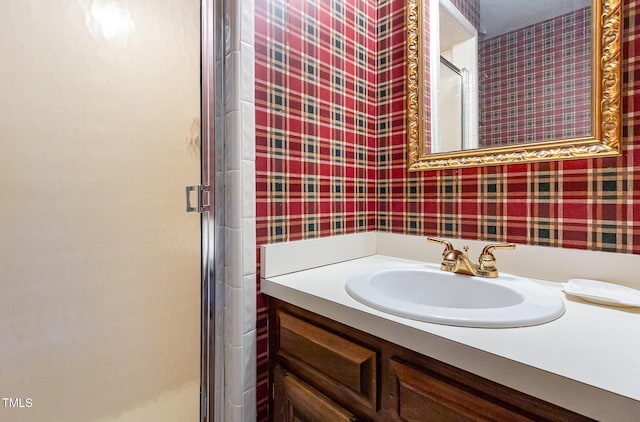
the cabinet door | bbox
[276,311,377,411]
[274,368,357,422]
[390,360,531,422]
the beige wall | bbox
[0,1,201,421]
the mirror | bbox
[407,0,622,170]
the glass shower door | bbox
[437,57,465,153]
[0,1,204,420]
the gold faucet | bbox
[427,237,515,278]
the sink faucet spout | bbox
[427,237,515,278]
[428,237,478,276]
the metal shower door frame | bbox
[200,0,225,420]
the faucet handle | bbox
[478,242,515,277]
[427,236,454,254]
[480,242,516,256]
[427,237,464,273]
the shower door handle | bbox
[185,185,210,213]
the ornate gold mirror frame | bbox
[406,0,622,170]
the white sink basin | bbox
[345,266,565,328]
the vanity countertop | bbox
[262,246,640,421]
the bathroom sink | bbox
[345,266,565,328]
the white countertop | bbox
[262,249,640,421]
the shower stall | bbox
[0,0,225,420]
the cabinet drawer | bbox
[390,359,531,422]
[276,311,377,410]
[274,367,358,422]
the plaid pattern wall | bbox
[254,0,377,418]
[255,0,377,244]
[256,0,640,420]
[479,8,592,147]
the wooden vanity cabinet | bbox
[269,298,593,422]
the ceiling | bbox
[479,0,591,38]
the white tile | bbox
[216,58,225,114]
[242,160,256,218]
[215,225,225,279]
[225,402,243,422]
[225,170,242,229]
[241,100,256,162]
[226,111,241,171]
[225,0,241,55]
[211,168,227,216]
[242,387,257,422]
[215,112,224,138]
[215,329,224,357]
[225,51,241,112]
[215,176,225,220]
[243,274,257,333]
[243,330,257,389]
[225,344,244,406]
[215,278,225,326]
[242,217,256,275]
[225,228,242,287]
[241,0,254,47]
[225,286,244,347]
[240,42,255,103]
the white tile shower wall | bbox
[226,110,242,171]
[224,0,257,419]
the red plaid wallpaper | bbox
[255,0,640,419]
[479,8,592,147]
[450,0,480,30]
[254,0,378,418]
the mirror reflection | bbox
[438,57,467,152]
[428,0,592,154]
